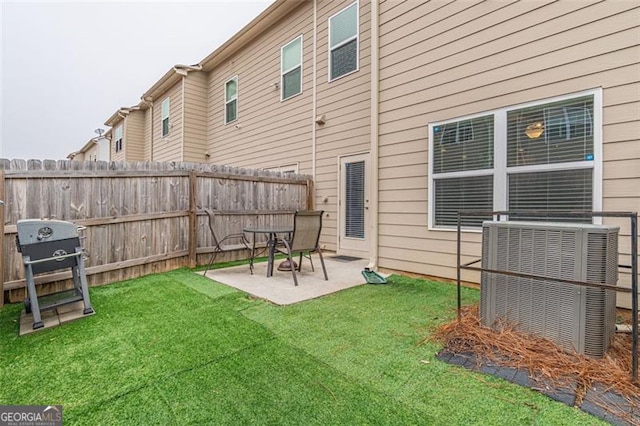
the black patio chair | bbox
[273,210,328,286]
[203,209,250,275]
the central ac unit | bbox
[480,221,618,358]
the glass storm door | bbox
[339,154,369,255]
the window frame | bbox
[328,1,359,82]
[114,125,123,153]
[224,75,238,124]
[161,97,170,137]
[281,35,303,101]
[428,88,603,231]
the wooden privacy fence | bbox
[0,159,312,305]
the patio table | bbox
[243,226,293,277]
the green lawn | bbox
[0,269,604,425]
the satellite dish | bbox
[94,128,105,137]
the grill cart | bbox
[16,219,94,330]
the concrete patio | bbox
[199,254,377,305]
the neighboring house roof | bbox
[66,136,104,160]
[141,64,202,103]
[104,104,148,128]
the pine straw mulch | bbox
[431,305,640,424]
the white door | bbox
[339,153,369,256]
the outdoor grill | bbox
[16,219,94,330]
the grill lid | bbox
[16,219,81,245]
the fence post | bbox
[0,170,4,307]
[188,171,197,268]
[306,179,314,211]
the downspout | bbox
[311,0,318,183]
[142,98,154,161]
[367,0,380,271]
[181,75,186,161]
[149,102,154,161]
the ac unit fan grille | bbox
[480,221,618,358]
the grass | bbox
[0,268,605,425]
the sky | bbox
[0,0,274,160]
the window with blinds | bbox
[225,76,238,124]
[329,2,358,81]
[432,115,494,173]
[429,90,599,229]
[508,169,593,222]
[281,36,302,101]
[345,160,365,239]
[507,95,594,167]
[434,176,493,227]
[432,115,494,226]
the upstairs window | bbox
[161,98,170,137]
[281,36,302,100]
[329,2,358,81]
[225,76,238,124]
[114,125,123,153]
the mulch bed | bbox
[431,305,640,425]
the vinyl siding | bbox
[153,81,183,162]
[377,0,640,306]
[314,0,372,253]
[183,72,208,162]
[125,110,146,161]
[206,1,313,173]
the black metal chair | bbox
[203,209,250,275]
[274,210,328,286]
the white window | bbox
[161,98,170,137]
[225,76,238,124]
[328,2,358,81]
[281,36,303,101]
[114,125,123,153]
[429,90,601,229]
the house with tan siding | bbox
[103,106,148,162]
[138,65,209,163]
[80,0,639,306]
[67,134,110,162]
